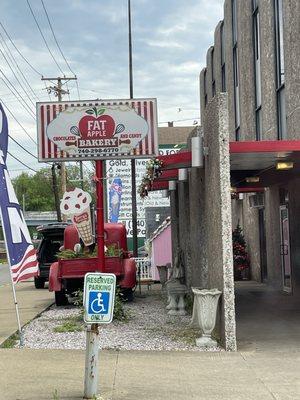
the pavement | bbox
[0,263,11,287]
[0,279,54,344]
[0,280,300,399]
[1,348,300,399]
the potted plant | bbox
[232,224,250,280]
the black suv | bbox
[35,222,69,289]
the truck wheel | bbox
[55,290,69,306]
[34,276,45,289]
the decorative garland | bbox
[138,158,163,198]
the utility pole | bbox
[42,76,77,221]
[79,161,84,190]
[51,163,62,222]
[128,0,138,258]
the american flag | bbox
[0,103,38,284]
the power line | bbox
[40,0,74,75]
[65,81,71,101]
[43,80,52,101]
[0,97,37,145]
[0,70,36,120]
[0,20,42,77]
[40,0,80,100]
[0,47,36,108]
[159,117,200,124]
[0,32,40,101]
[7,151,38,173]
[26,0,65,75]
[8,134,38,159]
[75,79,80,100]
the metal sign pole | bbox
[83,323,100,399]
[96,160,105,270]
[83,160,105,398]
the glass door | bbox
[280,205,292,293]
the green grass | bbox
[52,389,60,400]
[53,316,83,333]
[146,325,199,346]
[0,332,19,348]
[168,327,199,345]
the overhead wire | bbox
[44,80,52,101]
[0,21,42,77]
[40,0,80,100]
[0,97,37,144]
[40,0,74,75]
[8,134,38,159]
[26,0,65,75]
[0,70,36,119]
[0,99,50,166]
[0,47,36,108]
[0,32,40,102]
[65,81,71,101]
[7,151,38,173]
[159,117,200,124]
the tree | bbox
[12,164,94,212]
[12,168,55,211]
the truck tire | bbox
[55,290,69,306]
[34,276,46,289]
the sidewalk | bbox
[0,348,300,399]
[0,280,54,344]
[1,282,300,399]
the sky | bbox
[0,0,224,176]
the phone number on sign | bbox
[77,147,119,155]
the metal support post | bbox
[128,0,138,257]
[51,163,62,222]
[83,323,100,399]
[96,160,105,271]
[42,76,77,221]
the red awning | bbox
[230,140,300,171]
[149,140,300,191]
[157,151,191,170]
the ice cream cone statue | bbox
[60,188,94,246]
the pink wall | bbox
[151,225,172,281]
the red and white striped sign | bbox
[37,99,158,161]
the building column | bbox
[203,93,237,351]
[170,189,179,267]
[178,180,192,288]
[189,167,207,288]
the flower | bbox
[138,158,163,198]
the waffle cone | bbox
[72,207,94,246]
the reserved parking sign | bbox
[83,273,116,324]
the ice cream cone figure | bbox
[60,188,94,246]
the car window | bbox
[38,239,63,263]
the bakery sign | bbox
[37,98,158,161]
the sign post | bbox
[36,99,158,397]
[83,272,116,399]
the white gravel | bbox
[22,287,222,351]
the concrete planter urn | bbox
[156,265,168,286]
[166,279,187,316]
[191,288,222,348]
